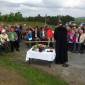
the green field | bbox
[0,21,56,29]
[0,52,69,85]
[75,18,85,26]
[1,18,85,28]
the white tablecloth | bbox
[26,48,56,62]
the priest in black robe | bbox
[54,21,68,67]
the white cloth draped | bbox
[26,48,56,62]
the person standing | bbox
[54,21,68,67]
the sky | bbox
[0,0,85,17]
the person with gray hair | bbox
[73,29,85,53]
[22,24,27,39]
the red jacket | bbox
[47,30,54,39]
[0,27,3,32]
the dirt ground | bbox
[0,67,27,85]
[19,42,85,85]
[1,41,85,85]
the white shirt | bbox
[35,31,37,38]
[42,31,45,37]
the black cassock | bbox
[54,26,68,64]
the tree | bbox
[0,12,75,24]
[9,12,14,16]
[0,12,2,21]
[38,14,41,17]
[0,12,1,16]
[15,12,22,18]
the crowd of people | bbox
[54,21,85,67]
[0,24,22,55]
[66,26,85,53]
[25,25,54,47]
[0,22,85,55]
[0,24,54,55]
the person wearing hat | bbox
[0,29,11,53]
[54,21,68,67]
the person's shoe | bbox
[75,51,79,54]
[62,63,69,67]
[16,49,19,51]
[71,50,75,53]
[11,50,14,52]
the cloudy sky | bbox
[0,0,85,17]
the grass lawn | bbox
[0,52,69,85]
[0,21,56,29]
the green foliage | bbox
[0,11,27,22]
[0,21,56,29]
[27,15,74,25]
[15,12,22,18]
[0,52,69,85]
[61,15,74,25]
[75,18,85,26]
[0,11,74,25]
[33,43,48,50]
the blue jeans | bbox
[33,38,41,45]
[33,38,41,41]
[73,43,83,52]
[73,43,76,51]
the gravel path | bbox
[17,41,85,85]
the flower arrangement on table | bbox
[32,43,48,52]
